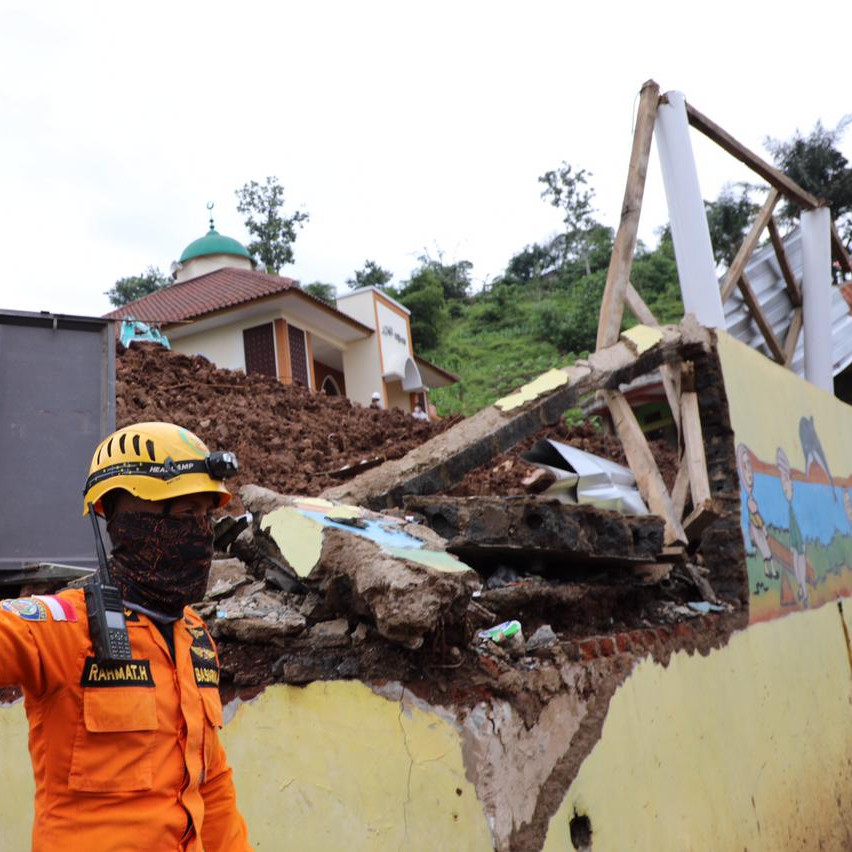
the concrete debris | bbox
[403,495,664,571]
[307,618,351,648]
[234,486,481,650]
[205,558,251,600]
[526,625,558,654]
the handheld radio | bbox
[85,502,133,661]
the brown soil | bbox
[116,343,460,509]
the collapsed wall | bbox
[166,321,753,850]
[9,325,848,849]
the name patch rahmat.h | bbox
[81,657,155,687]
[1,598,47,622]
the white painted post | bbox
[656,91,726,329]
[801,206,833,391]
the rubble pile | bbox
[446,420,680,497]
[116,330,746,723]
[116,343,459,505]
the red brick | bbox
[578,640,598,661]
[643,630,658,648]
[598,637,615,657]
[674,623,692,638]
[656,627,672,642]
[615,633,632,653]
[630,630,645,647]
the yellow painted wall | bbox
[543,603,852,851]
[5,610,852,851]
[220,681,493,851]
[0,699,35,851]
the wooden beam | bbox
[721,189,780,303]
[783,307,803,368]
[596,80,660,350]
[671,456,690,521]
[682,499,723,545]
[767,217,802,306]
[685,103,821,211]
[602,389,686,544]
[831,219,852,274]
[660,364,681,438]
[738,272,787,363]
[625,282,660,327]
[680,362,711,508]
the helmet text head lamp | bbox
[83,423,235,515]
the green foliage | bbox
[503,242,559,284]
[538,161,599,272]
[105,266,170,307]
[631,230,684,324]
[531,271,606,354]
[346,260,393,290]
[409,252,473,301]
[704,184,760,268]
[303,281,337,305]
[563,407,602,433]
[765,118,852,244]
[398,274,446,350]
[235,176,309,273]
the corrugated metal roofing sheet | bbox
[724,226,852,377]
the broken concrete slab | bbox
[206,558,251,600]
[307,528,480,649]
[321,319,713,510]
[238,487,481,649]
[307,618,351,648]
[403,496,664,569]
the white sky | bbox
[2,0,850,317]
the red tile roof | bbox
[105,267,312,325]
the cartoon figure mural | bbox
[799,415,837,498]
[736,418,852,623]
[736,443,777,589]
[775,447,816,607]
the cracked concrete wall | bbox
[543,601,852,850]
[3,605,852,851]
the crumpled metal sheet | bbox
[521,439,648,515]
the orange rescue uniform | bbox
[0,588,250,851]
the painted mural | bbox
[716,332,852,623]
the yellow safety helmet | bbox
[83,422,237,515]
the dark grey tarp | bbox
[0,310,114,570]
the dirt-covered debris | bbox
[116,343,460,508]
[446,420,680,497]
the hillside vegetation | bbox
[417,233,684,417]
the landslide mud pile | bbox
[115,343,458,505]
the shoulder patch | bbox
[33,595,78,623]
[187,624,220,688]
[81,657,155,688]
[2,598,48,622]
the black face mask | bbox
[107,511,214,619]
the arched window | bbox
[321,375,341,396]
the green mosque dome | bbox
[179,227,252,264]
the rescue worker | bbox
[369,391,382,409]
[0,422,251,851]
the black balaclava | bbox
[107,511,214,619]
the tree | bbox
[346,260,393,290]
[704,184,760,268]
[235,176,309,273]
[409,252,472,302]
[538,162,598,273]
[303,282,337,305]
[503,242,559,285]
[105,266,170,307]
[765,118,852,245]
[398,271,446,350]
